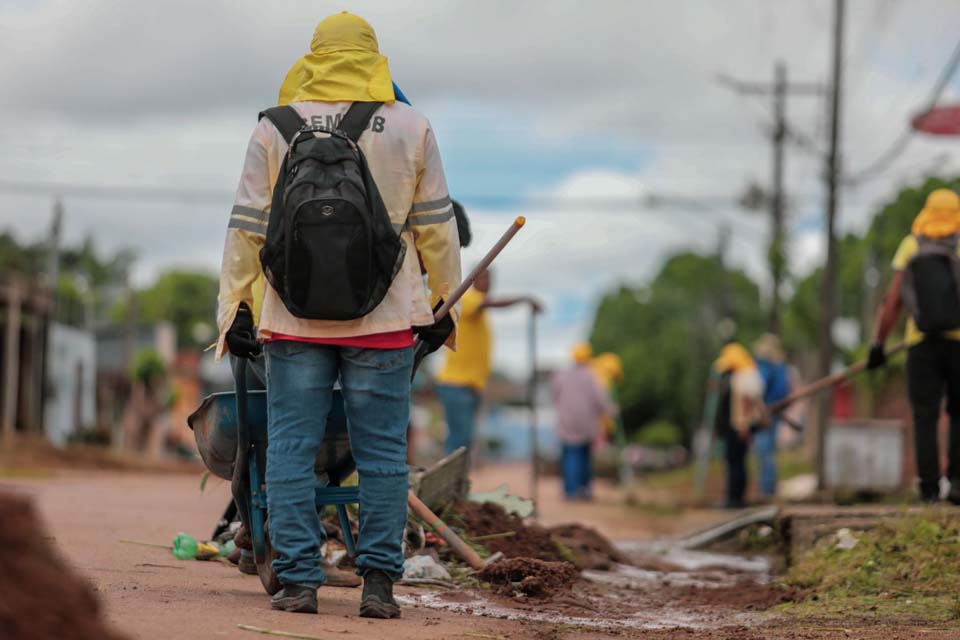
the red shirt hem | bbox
[268,329,415,349]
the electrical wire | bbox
[845,34,960,186]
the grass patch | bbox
[640,447,812,494]
[782,510,960,622]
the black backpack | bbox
[257,102,405,321]
[901,234,960,333]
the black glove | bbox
[414,301,454,355]
[866,343,887,370]
[226,303,261,359]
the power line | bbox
[845,35,960,186]
[0,177,866,213]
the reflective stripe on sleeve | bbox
[410,196,451,215]
[408,205,454,226]
[228,217,267,235]
[231,205,268,224]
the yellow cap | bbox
[572,342,593,364]
[714,343,756,373]
[913,188,960,238]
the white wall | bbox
[44,323,97,446]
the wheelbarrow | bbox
[188,358,359,594]
[187,217,525,594]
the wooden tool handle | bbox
[768,341,907,413]
[407,491,485,570]
[432,216,526,322]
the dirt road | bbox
[6,468,708,640]
[3,468,958,640]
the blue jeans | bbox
[436,384,481,454]
[561,443,592,499]
[753,423,778,498]
[264,341,413,588]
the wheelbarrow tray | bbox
[187,388,355,486]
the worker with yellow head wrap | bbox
[551,343,617,500]
[216,12,461,617]
[590,352,623,441]
[868,187,960,503]
[713,343,765,508]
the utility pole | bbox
[815,0,845,491]
[717,65,821,333]
[770,62,787,334]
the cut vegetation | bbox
[781,509,960,623]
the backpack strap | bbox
[258,106,306,144]
[337,102,383,142]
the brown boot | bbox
[324,564,361,588]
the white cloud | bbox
[3,0,960,376]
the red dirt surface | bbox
[2,466,956,639]
[0,492,128,640]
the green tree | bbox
[590,252,765,441]
[135,270,219,349]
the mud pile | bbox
[548,522,625,570]
[456,501,625,570]
[0,492,128,640]
[478,557,578,597]
[456,501,567,563]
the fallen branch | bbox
[468,531,516,542]
[237,624,329,640]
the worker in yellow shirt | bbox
[868,188,960,503]
[434,269,541,454]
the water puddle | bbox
[400,541,776,630]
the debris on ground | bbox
[468,484,534,517]
[832,527,859,551]
[403,554,452,581]
[477,557,578,597]
[0,492,129,640]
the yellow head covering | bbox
[572,343,594,364]
[912,188,960,239]
[278,12,395,105]
[591,353,624,388]
[714,343,756,373]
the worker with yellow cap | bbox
[551,343,617,500]
[713,343,765,509]
[868,187,960,503]
[434,269,541,454]
[216,12,461,617]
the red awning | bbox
[912,105,960,136]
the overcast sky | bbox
[2,0,960,374]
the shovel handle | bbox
[407,491,486,570]
[411,216,526,378]
[433,216,526,323]
[768,340,907,413]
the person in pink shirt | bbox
[551,343,617,500]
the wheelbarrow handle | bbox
[231,357,253,537]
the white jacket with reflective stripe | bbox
[216,100,461,359]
